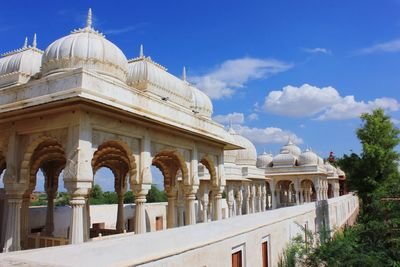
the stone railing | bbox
[0,194,359,267]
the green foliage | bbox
[304,109,400,266]
[30,193,48,206]
[56,192,70,206]
[146,185,167,203]
[124,190,134,203]
[278,222,314,267]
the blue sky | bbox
[1,1,400,191]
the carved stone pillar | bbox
[256,184,262,212]
[293,180,300,206]
[116,192,125,233]
[201,190,209,223]
[3,197,23,252]
[166,189,177,228]
[261,184,266,212]
[43,189,57,236]
[184,186,198,225]
[212,188,223,220]
[270,181,277,209]
[20,192,31,249]
[234,187,242,215]
[300,189,304,204]
[243,184,250,214]
[68,196,86,244]
[226,185,234,217]
[249,184,255,213]
[134,187,149,234]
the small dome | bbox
[256,152,273,168]
[224,127,238,163]
[127,55,193,108]
[42,10,128,82]
[0,44,42,78]
[324,162,334,173]
[272,149,297,167]
[228,127,257,165]
[318,156,324,166]
[190,85,213,117]
[280,140,301,157]
[337,167,345,177]
[298,149,318,166]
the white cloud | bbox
[263,84,400,120]
[213,112,245,124]
[191,57,292,99]
[303,47,331,54]
[359,38,400,54]
[233,124,303,145]
[317,96,399,120]
[248,113,259,121]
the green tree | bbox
[146,185,167,203]
[306,109,400,266]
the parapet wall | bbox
[0,194,359,267]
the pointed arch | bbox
[92,140,137,191]
[199,155,217,186]
[152,150,189,190]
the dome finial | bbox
[182,66,187,81]
[23,37,28,48]
[139,44,144,58]
[32,33,37,48]
[86,8,93,28]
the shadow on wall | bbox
[315,200,330,242]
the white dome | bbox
[127,56,193,108]
[280,140,301,157]
[190,85,213,117]
[318,156,325,166]
[298,149,318,166]
[42,13,128,82]
[324,162,334,173]
[228,127,257,165]
[272,149,297,167]
[256,152,273,168]
[224,127,238,163]
[0,46,42,77]
[337,167,345,177]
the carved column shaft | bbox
[3,197,22,252]
[69,196,85,244]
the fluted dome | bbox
[0,47,42,78]
[228,127,257,165]
[324,162,334,173]
[272,149,297,167]
[127,55,193,108]
[42,11,128,82]
[190,85,213,117]
[256,152,273,168]
[318,156,324,166]
[337,167,345,177]
[224,127,238,163]
[280,140,301,157]
[298,149,318,166]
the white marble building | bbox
[0,9,352,266]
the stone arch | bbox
[92,140,137,191]
[301,178,316,202]
[199,155,217,186]
[152,150,189,190]
[20,135,65,185]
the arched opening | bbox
[152,150,187,229]
[328,183,333,198]
[265,181,272,209]
[23,138,66,249]
[91,140,136,237]
[301,179,316,203]
[276,180,295,208]
[199,156,220,220]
